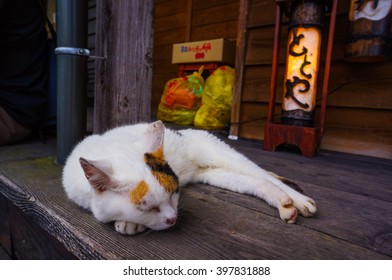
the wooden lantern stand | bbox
[263,0,338,157]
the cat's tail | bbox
[268,172,304,194]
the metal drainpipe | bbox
[56,0,88,164]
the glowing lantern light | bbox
[263,0,337,157]
[281,0,324,127]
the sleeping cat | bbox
[62,120,316,235]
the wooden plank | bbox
[155,0,187,18]
[154,28,187,46]
[321,126,392,160]
[245,26,279,65]
[0,156,389,259]
[191,20,238,41]
[326,62,392,110]
[94,0,154,133]
[181,187,390,259]
[0,194,11,257]
[241,62,392,110]
[238,119,266,140]
[324,107,392,130]
[0,134,391,259]
[0,247,10,260]
[154,12,188,33]
[230,0,249,138]
[8,201,76,259]
[153,45,174,62]
[188,178,392,257]
[237,119,392,159]
[193,0,238,11]
[247,0,277,27]
[191,2,239,27]
[238,99,392,134]
[185,0,192,41]
[232,141,392,201]
[0,139,56,163]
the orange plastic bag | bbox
[194,66,235,129]
[157,67,204,125]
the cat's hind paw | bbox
[295,198,317,217]
[278,198,298,224]
[114,221,147,235]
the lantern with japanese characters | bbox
[281,0,324,127]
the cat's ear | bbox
[141,121,165,154]
[79,157,117,192]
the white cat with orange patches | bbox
[62,121,316,235]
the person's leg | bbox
[0,107,32,145]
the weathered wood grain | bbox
[0,136,392,259]
[191,1,239,27]
[188,181,392,257]
[0,155,389,259]
[230,0,249,138]
[0,139,56,163]
[0,246,10,260]
[241,62,392,110]
[7,201,76,259]
[94,0,154,133]
[0,194,11,257]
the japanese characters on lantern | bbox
[282,27,321,125]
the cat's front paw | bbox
[114,221,147,235]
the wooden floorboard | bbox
[0,133,391,259]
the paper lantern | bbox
[281,0,323,127]
[263,0,337,157]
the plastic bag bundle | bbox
[194,66,235,129]
[157,67,204,125]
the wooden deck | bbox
[0,131,391,259]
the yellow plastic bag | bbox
[157,67,204,125]
[194,66,235,129]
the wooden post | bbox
[229,0,249,140]
[94,0,154,134]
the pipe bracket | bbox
[55,47,106,60]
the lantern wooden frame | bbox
[263,0,338,157]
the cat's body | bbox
[62,121,316,235]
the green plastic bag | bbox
[157,67,204,125]
[194,66,235,129]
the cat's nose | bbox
[166,216,177,225]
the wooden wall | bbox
[152,0,239,115]
[87,0,96,106]
[85,0,391,159]
[232,0,392,159]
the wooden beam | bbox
[185,0,192,42]
[94,0,154,134]
[229,0,249,139]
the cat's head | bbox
[79,121,180,232]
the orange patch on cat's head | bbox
[152,146,164,160]
[152,171,178,193]
[130,180,149,204]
